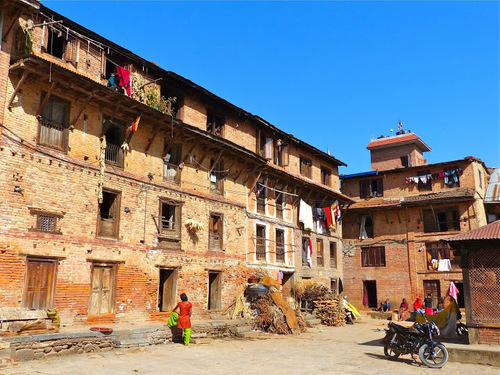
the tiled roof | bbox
[348,198,401,210]
[367,133,431,151]
[401,189,475,204]
[447,220,500,242]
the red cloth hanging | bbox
[324,207,333,227]
[116,66,131,96]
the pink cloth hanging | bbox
[448,281,459,300]
[116,66,131,96]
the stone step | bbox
[231,325,252,334]
[114,339,149,348]
[236,330,268,339]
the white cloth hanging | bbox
[437,259,452,271]
[299,199,314,231]
[359,215,368,239]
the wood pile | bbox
[313,298,346,326]
[252,294,306,335]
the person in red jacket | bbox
[172,293,193,345]
[413,297,425,317]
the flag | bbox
[128,115,141,132]
[331,200,341,221]
[398,121,403,131]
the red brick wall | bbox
[479,327,500,344]
[370,144,425,171]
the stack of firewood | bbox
[313,297,346,326]
[252,294,307,335]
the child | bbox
[171,293,192,345]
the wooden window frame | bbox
[206,110,224,136]
[316,239,324,267]
[423,207,460,233]
[274,139,289,166]
[210,159,224,195]
[159,199,181,239]
[209,213,223,251]
[361,246,386,267]
[417,171,432,191]
[256,182,266,214]
[163,142,182,184]
[275,228,285,263]
[37,93,70,152]
[275,193,284,219]
[321,167,331,187]
[29,208,63,234]
[300,156,312,178]
[97,189,121,239]
[103,118,125,168]
[255,224,267,261]
[330,242,337,268]
[22,257,58,310]
[426,242,460,270]
[359,178,383,198]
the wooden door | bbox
[23,260,56,310]
[208,272,222,310]
[159,269,177,312]
[423,280,441,309]
[89,265,115,314]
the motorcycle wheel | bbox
[418,343,448,368]
[383,346,401,360]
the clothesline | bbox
[256,183,298,197]
[405,168,462,185]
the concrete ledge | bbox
[447,344,500,366]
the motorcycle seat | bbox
[389,322,410,332]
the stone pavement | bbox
[1,318,498,375]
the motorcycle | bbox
[381,313,448,368]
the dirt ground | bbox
[2,318,498,375]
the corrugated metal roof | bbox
[485,167,500,203]
[447,220,500,242]
[367,133,431,151]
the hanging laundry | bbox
[437,259,452,271]
[448,281,459,300]
[316,219,327,234]
[127,115,141,132]
[324,206,333,227]
[359,215,368,239]
[439,171,445,178]
[405,177,411,184]
[299,200,314,231]
[331,200,341,222]
[116,66,131,96]
[420,176,427,184]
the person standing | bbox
[424,293,433,315]
[171,293,192,345]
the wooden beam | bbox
[145,128,159,154]
[2,9,21,42]
[243,167,260,185]
[7,69,28,110]
[208,149,224,174]
[182,143,196,163]
[197,147,209,169]
[248,171,263,195]
[70,92,93,127]
[36,80,57,117]
[232,166,245,182]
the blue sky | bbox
[44,1,499,174]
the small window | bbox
[37,213,57,232]
[103,118,125,168]
[274,139,289,166]
[302,237,310,266]
[38,94,70,151]
[330,278,338,294]
[159,200,181,238]
[163,142,182,184]
[316,239,324,267]
[300,157,312,178]
[22,258,57,310]
[210,159,224,194]
[362,246,386,267]
[209,213,223,251]
[426,242,460,271]
[321,167,331,186]
[330,242,337,268]
[256,182,266,214]
[207,110,224,136]
[97,190,120,238]
[423,207,460,233]
[44,26,66,59]
[359,215,374,239]
[256,225,266,260]
[275,229,285,263]
[360,179,383,198]
[275,193,284,219]
[478,170,483,189]
[400,156,409,168]
[160,88,183,119]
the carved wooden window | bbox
[317,239,324,267]
[276,229,285,263]
[38,94,70,151]
[97,190,120,238]
[300,157,312,178]
[256,225,266,260]
[209,213,223,251]
[362,246,386,267]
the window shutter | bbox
[423,210,436,232]
[256,129,261,154]
[265,137,273,160]
[282,144,289,166]
[41,25,48,51]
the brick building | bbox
[0,0,351,326]
[340,130,489,311]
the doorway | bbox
[208,271,222,310]
[423,280,441,309]
[281,272,294,297]
[363,280,377,308]
[158,268,177,312]
[454,281,465,308]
